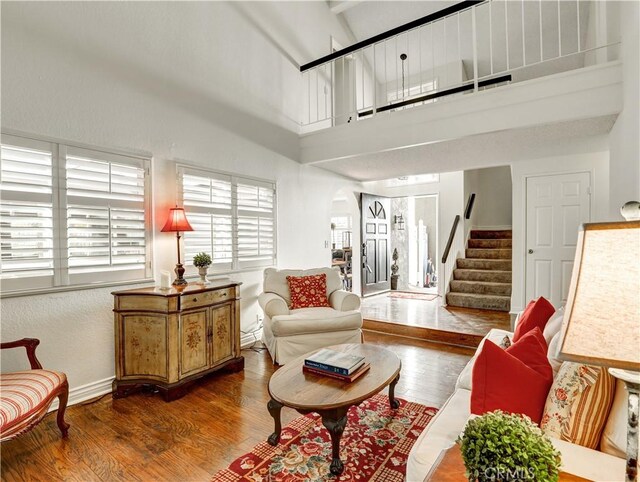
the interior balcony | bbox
[298,0,622,176]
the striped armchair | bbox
[1,338,69,442]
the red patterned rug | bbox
[388,291,438,301]
[211,394,437,482]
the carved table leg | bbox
[320,408,349,476]
[267,399,283,445]
[389,373,401,410]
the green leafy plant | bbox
[457,411,561,482]
[192,252,212,268]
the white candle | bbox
[160,271,172,289]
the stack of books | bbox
[303,348,370,382]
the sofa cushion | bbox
[0,370,67,433]
[547,331,564,377]
[550,437,626,481]
[543,307,564,346]
[270,307,362,337]
[541,363,615,449]
[286,274,331,309]
[471,337,553,423]
[263,267,342,305]
[600,379,629,458]
[513,296,555,343]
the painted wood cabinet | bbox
[112,281,244,401]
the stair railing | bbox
[441,215,460,264]
[464,193,476,220]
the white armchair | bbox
[259,267,363,365]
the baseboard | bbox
[49,376,115,411]
[48,334,262,412]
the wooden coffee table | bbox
[266,343,402,475]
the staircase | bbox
[446,230,512,312]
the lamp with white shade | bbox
[558,219,640,482]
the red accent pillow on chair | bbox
[513,296,556,344]
[286,274,331,309]
[471,328,553,424]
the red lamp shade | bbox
[161,207,194,233]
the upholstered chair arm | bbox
[0,338,43,369]
[258,292,290,318]
[329,290,361,312]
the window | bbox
[178,166,276,272]
[1,134,151,294]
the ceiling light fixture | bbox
[400,53,407,100]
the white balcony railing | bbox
[300,0,620,132]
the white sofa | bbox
[406,325,629,482]
[259,267,363,365]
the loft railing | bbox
[300,0,620,131]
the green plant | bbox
[192,252,212,268]
[457,411,561,482]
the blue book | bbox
[304,348,365,376]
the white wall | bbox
[510,149,610,314]
[0,1,360,402]
[608,0,640,218]
[464,166,512,231]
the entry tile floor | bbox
[361,291,511,338]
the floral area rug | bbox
[388,291,438,301]
[211,394,437,482]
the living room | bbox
[1,1,639,481]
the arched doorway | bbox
[330,189,361,296]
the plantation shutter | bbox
[180,169,233,271]
[236,179,276,269]
[63,146,150,285]
[179,166,276,272]
[0,135,57,291]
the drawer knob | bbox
[192,298,198,302]
[221,292,227,297]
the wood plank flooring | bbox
[1,332,473,482]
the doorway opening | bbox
[330,190,356,293]
[390,195,439,295]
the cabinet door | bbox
[121,314,168,380]
[179,309,209,377]
[211,303,233,365]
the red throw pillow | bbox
[513,297,555,343]
[471,335,554,424]
[286,274,331,309]
[506,327,553,381]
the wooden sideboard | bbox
[112,281,244,401]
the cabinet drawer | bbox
[181,287,234,310]
[117,295,169,312]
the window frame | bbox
[177,163,277,275]
[1,131,153,297]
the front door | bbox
[361,194,391,296]
[525,172,591,308]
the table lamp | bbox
[558,219,640,482]
[161,206,194,286]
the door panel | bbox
[361,193,391,296]
[179,310,209,377]
[211,303,233,364]
[526,172,590,307]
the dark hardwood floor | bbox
[1,332,473,482]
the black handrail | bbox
[442,215,460,264]
[465,193,476,220]
[300,1,484,72]
[358,74,511,118]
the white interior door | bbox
[525,172,591,307]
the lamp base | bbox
[609,368,640,482]
[172,263,188,286]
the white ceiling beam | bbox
[328,1,364,15]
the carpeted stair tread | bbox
[450,280,512,296]
[465,248,512,259]
[467,238,512,249]
[470,230,512,239]
[453,269,512,283]
[457,258,511,271]
[446,292,511,312]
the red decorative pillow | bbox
[471,332,554,424]
[286,274,331,309]
[513,297,556,344]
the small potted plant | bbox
[192,252,212,283]
[457,411,561,482]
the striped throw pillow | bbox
[540,362,615,449]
